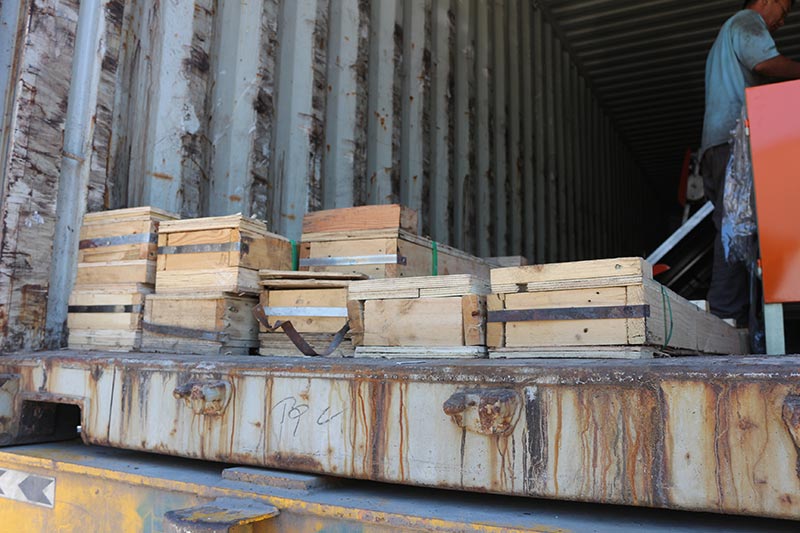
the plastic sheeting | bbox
[721,108,758,268]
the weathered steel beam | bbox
[207,0,263,217]
[0,352,799,521]
[45,0,106,347]
[0,0,26,215]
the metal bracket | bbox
[68,304,143,313]
[173,380,232,416]
[142,322,230,343]
[157,241,246,255]
[252,305,349,357]
[79,233,157,249]
[443,388,521,436]
[299,254,407,268]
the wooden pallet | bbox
[156,214,292,294]
[141,292,259,356]
[67,283,152,351]
[487,257,747,358]
[348,275,490,358]
[76,207,178,286]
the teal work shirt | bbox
[701,10,779,156]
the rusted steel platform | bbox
[0,351,799,521]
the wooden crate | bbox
[347,275,490,358]
[76,206,178,286]
[301,229,491,279]
[487,257,747,359]
[256,270,364,357]
[156,214,292,294]
[67,283,152,351]
[141,292,259,356]
[300,204,490,279]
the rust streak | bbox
[554,392,562,496]
[150,172,174,181]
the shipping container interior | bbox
[0,0,798,351]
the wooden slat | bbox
[68,330,142,352]
[75,261,156,286]
[461,294,486,346]
[155,267,260,294]
[259,270,366,281]
[349,274,489,300]
[302,205,418,235]
[82,206,178,223]
[158,214,267,234]
[355,346,487,358]
[489,346,657,360]
[490,257,652,293]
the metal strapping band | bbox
[263,306,349,318]
[158,242,245,255]
[68,305,143,314]
[488,305,651,323]
[299,254,407,267]
[142,321,229,343]
[252,305,349,357]
[79,233,157,249]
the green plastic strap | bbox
[291,240,299,271]
[432,241,439,276]
[660,284,674,348]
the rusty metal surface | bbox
[1,351,800,520]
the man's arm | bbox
[754,55,800,79]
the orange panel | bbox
[746,80,800,304]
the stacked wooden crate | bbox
[487,257,746,359]
[141,214,292,356]
[347,275,491,358]
[68,207,178,351]
[300,205,492,279]
[256,271,366,357]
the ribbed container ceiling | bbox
[545,0,800,197]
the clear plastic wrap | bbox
[721,107,758,268]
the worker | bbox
[701,0,800,327]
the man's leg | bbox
[701,144,750,325]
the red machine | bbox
[746,79,800,352]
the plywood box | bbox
[67,283,152,351]
[76,206,178,286]
[301,229,492,280]
[255,270,364,357]
[487,257,747,359]
[156,214,292,294]
[141,292,259,356]
[348,275,490,358]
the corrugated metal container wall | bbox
[0,0,647,351]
